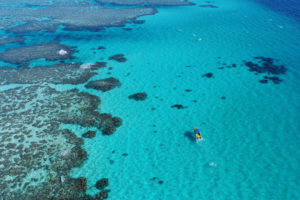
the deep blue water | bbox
[253,0,300,22]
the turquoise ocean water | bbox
[1,0,300,199]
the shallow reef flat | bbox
[96,0,194,6]
[0,37,25,45]
[0,85,121,199]
[0,42,75,65]
[0,5,157,33]
[0,63,103,85]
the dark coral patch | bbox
[243,57,287,75]
[171,104,187,109]
[82,131,96,138]
[91,62,107,70]
[97,46,106,50]
[85,77,121,92]
[261,76,282,84]
[96,189,110,200]
[96,178,109,190]
[108,54,127,62]
[185,89,192,92]
[200,5,218,8]
[129,92,147,101]
[259,79,268,84]
[202,72,214,78]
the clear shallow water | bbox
[1,0,300,199]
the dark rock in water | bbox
[97,46,106,50]
[221,96,226,100]
[200,5,218,8]
[259,79,268,84]
[158,180,164,184]
[95,189,110,200]
[85,77,121,92]
[185,89,192,92]
[108,54,127,62]
[171,104,187,109]
[202,73,213,78]
[122,153,128,156]
[82,131,96,138]
[109,160,114,164]
[96,178,109,190]
[128,92,147,101]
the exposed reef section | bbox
[0,85,121,199]
[0,5,157,33]
[0,36,25,45]
[0,42,75,64]
[96,0,194,6]
[85,77,121,92]
[0,63,100,85]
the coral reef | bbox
[128,92,147,101]
[0,42,75,64]
[0,37,25,45]
[82,131,96,138]
[108,54,127,62]
[96,0,194,6]
[85,77,121,92]
[0,63,99,85]
[0,5,157,33]
[0,85,121,199]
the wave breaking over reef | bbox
[0,85,121,199]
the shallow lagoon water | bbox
[0,0,300,199]
[66,0,300,199]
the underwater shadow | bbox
[184,131,194,142]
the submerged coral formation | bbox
[0,43,75,64]
[0,85,121,199]
[128,92,148,101]
[0,5,157,33]
[96,0,194,6]
[0,63,99,85]
[0,37,25,45]
[85,77,121,92]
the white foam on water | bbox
[58,49,68,55]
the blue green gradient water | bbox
[3,0,300,199]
